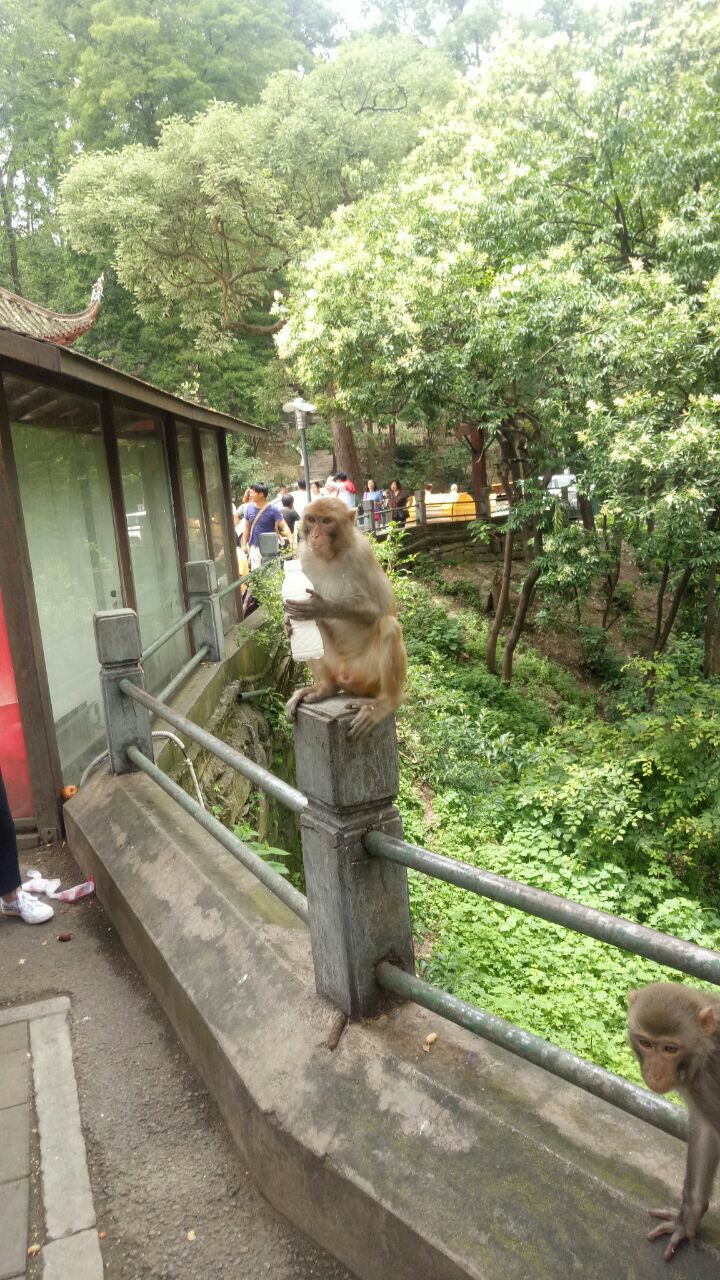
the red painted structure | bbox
[0,584,32,817]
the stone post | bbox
[414,490,427,526]
[186,560,224,662]
[258,531,279,565]
[294,697,415,1017]
[94,609,153,775]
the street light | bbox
[283,396,316,496]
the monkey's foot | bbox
[345,701,381,739]
[647,1209,692,1261]
[286,688,311,721]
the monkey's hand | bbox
[648,1208,701,1261]
[285,589,329,621]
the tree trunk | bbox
[330,412,363,497]
[578,495,595,532]
[704,562,717,679]
[656,564,693,654]
[501,562,543,685]
[0,169,22,296]
[649,562,670,654]
[387,420,396,454]
[486,528,514,674]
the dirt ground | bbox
[1,840,353,1280]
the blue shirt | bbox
[245,502,281,547]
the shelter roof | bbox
[0,296,264,437]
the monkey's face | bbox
[302,498,355,560]
[629,1029,685,1094]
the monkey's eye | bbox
[637,1038,653,1051]
[321,517,333,525]
[662,1044,680,1054]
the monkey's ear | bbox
[699,1006,717,1035]
[628,990,638,1007]
[347,508,357,524]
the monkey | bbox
[628,982,720,1261]
[284,497,406,738]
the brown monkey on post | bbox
[628,982,720,1260]
[284,497,406,738]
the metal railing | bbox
[93,592,719,1146]
[364,830,708,1141]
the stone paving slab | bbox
[0,1023,27,1056]
[0,1051,30,1110]
[31,1011,96,1242]
[0,1178,28,1280]
[0,998,102,1280]
[42,1230,103,1280]
[0,1105,30,1183]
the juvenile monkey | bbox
[628,982,720,1260]
[284,498,406,738]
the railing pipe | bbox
[156,645,209,704]
[126,746,309,924]
[365,831,720,987]
[141,603,203,662]
[376,961,687,1142]
[119,679,308,814]
[217,562,273,601]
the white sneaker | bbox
[1,888,54,924]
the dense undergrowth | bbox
[378,539,720,1084]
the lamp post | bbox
[283,396,315,496]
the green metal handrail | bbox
[376,962,687,1141]
[126,746,309,924]
[156,645,209,704]
[366,828,720,1135]
[217,561,275,601]
[120,679,307,814]
[141,602,203,662]
[364,830,720,986]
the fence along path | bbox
[91,557,717,1146]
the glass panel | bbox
[176,426,208,562]
[7,378,122,783]
[114,405,189,693]
[200,431,235,630]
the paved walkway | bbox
[0,998,102,1280]
[1,841,353,1280]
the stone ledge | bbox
[65,769,720,1279]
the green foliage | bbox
[389,567,720,1078]
[578,626,624,684]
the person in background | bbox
[363,477,384,526]
[333,472,356,508]
[293,479,309,516]
[235,488,252,520]
[424,482,434,493]
[325,478,340,498]
[310,481,322,500]
[388,478,410,526]
[272,484,290,508]
[0,770,53,924]
[242,482,290,570]
[281,494,300,548]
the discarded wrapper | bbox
[22,870,95,902]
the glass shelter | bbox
[0,329,260,843]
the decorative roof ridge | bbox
[0,275,104,346]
